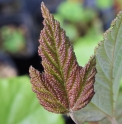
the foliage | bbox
[0,25,26,53]
[96,0,114,9]
[71,10,122,124]
[54,1,101,43]
[74,27,102,66]
[120,80,122,90]
[29,2,122,124]
[0,76,64,124]
[99,90,122,124]
[56,1,96,23]
[29,2,96,115]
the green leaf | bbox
[29,2,96,114]
[72,11,122,123]
[0,76,64,124]
[0,25,25,53]
[74,29,102,66]
[57,1,85,22]
[93,11,122,116]
[71,103,105,123]
[96,0,114,9]
[57,1,96,23]
[120,79,122,90]
[99,91,122,124]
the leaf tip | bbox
[29,65,34,72]
[29,66,37,77]
[41,2,50,19]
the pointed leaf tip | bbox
[41,2,50,19]
[29,65,33,71]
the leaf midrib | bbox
[47,18,70,110]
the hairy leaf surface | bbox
[29,2,96,114]
[72,11,122,123]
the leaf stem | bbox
[108,117,118,124]
[69,112,82,124]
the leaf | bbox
[99,90,122,124]
[71,103,105,123]
[0,76,64,124]
[29,2,96,114]
[96,0,114,9]
[120,79,122,90]
[74,30,102,66]
[72,11,122,123]
[93,11,122,115]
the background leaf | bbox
[0,76,64,124]
[99,90,122,124]
[71,103,105,123]
[72,11,122,123]
[74,28,102,66]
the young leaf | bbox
[72,11,122,123]
[29,2,96,114]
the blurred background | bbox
[0,0,122,124]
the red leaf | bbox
[29,2,96,114]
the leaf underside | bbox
[99,91,122,124]
[93,11,122,115]
[29,2,96,114]
[72,11,122,123]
